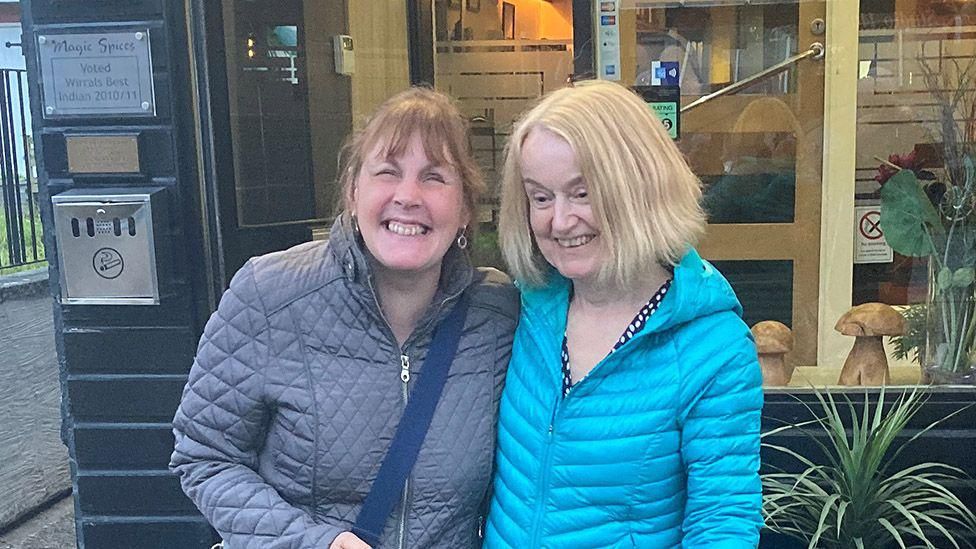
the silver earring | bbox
[456,227,468,250]
[350,213,361,235]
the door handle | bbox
[681,42,825,114]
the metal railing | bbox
[0,67,43,273]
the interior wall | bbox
[538,0,573,39]
[349,0,411,129]
[303,0,354,217]
[446,0,572,40]
[456,0,503,38]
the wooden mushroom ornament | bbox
[835,303,906,386]
[751,321,795,386]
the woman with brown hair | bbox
[171,88,518,548]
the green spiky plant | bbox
[762,387,976,548]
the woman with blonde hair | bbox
[484,80,763,547]
[171,87,518,548]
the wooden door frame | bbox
[817,0,860,369]
[698,1,827,366]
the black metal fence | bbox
[0,67,43,273]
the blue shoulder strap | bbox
[352,295,470,547]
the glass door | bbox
[430,0,576,222]
[609,1,827,366]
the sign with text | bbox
[66,134,140,173]
[634,86,680,140]
[854,205,893,264]
[38,30,156,118]
[649,102,678,139]
[597,1,620,81]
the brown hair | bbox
[338,87,485,223]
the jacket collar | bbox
[519,247,742,342]
[327,213,475,309]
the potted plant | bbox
[762,387,976,548]
[878,56,976,384]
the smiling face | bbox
[352,133,469,281]
[520,128,608,286]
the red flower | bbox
[875,150,920,186]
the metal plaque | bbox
[38,30,156,118]
[66,134,140,173]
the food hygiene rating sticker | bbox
[648,102,678,139]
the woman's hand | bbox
[329,532,371,549]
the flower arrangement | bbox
[877,57,976,381]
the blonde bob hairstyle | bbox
[338,87,485,225]
[498,80,706,290]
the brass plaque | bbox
[66,135,140,174]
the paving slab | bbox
[0,496,76,549]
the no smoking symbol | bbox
[859,211,883,241]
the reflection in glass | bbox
[224,0,317,227]
[701,97,798,224]
[711,260,794,329]
[630,6,799,96]
[622,5,805,225]
[432,0,574,208]
[619,1,821,366]
[854,2,976,308]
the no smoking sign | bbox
[859,210,883,240]
[854,206,893,264]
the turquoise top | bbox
[485,248,764,548]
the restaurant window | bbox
[604,1,826,370]
[564,1,975,387]
[852,0,976,386]
[431,0,575,220]
[217,1,976,387]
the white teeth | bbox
[556,235,594,248]
[386,221,428,236]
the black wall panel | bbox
[73,426,175,470]
[21,0,216,546]
[76,474,196,516]
[67,378,187,423]
[81,520,215,549]
[63,327,195,375]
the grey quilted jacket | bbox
[170,216,518,548]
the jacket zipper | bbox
[529,396,560,546]
[392,291,463,549]
[397,354,410,549]
[523,308,621,547]
[365,273,465,549]
[364,275,413,548]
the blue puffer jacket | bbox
[485,249,763,548]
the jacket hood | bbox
[519,248,742,337]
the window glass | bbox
[854,0,976,385]
[223,0,318,226]
[614,1,825,370]
[224,1,976,387]
[432,0,575,218]
[222,0,409,227]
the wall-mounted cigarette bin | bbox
[52,187,168,305]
